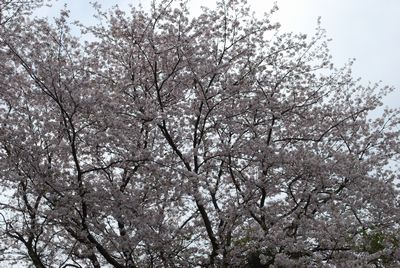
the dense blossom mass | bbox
[0,0,400,267]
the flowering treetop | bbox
[0,0,399,267]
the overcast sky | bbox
[38,0,400,109]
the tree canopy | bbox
[0,0,399,267]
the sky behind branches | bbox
[37,0,400,109]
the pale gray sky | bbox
[37,0,400,109]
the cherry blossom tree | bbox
[1,0,400,267]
